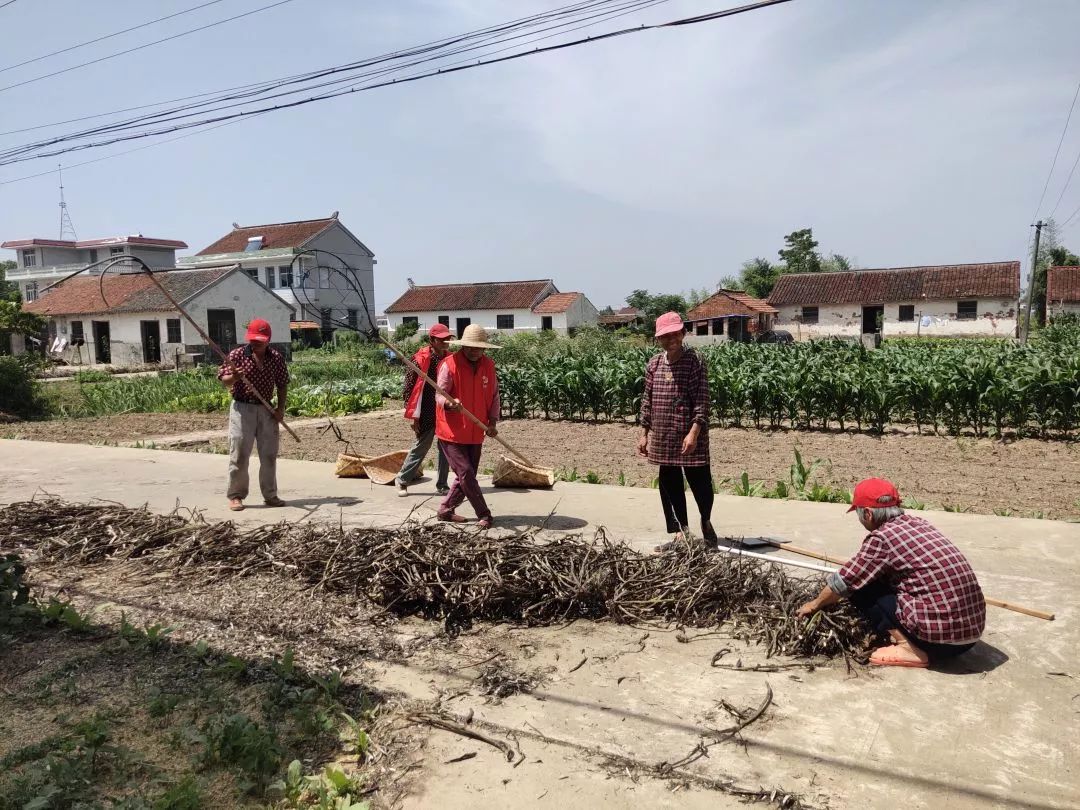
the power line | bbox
[0,0,229,75]
[0,1,19,9]
[1031,76,1080,223]
[0,0,298,95]
[0,0,792,168]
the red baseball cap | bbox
[429,323,453,340]
[848,478,902,512]
[654,311,684,337]
[245,318,272,343]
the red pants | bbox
[437,440,491,520]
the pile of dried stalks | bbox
[0,499,874,660]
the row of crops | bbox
[495,326,1080,438]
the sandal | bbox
[438,512,468,523]
[477,516,494,530]
[263,497,287,508]
[228,499,244,512]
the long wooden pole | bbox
[755,538,1055,621]
[377,334,538,469]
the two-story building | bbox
[178,213,375,341]
[1,235,188,304]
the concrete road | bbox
[1,439,1077,809]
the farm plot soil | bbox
[0,412,225,444]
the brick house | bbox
[685,289,777,343]
[1047,266,1080,318]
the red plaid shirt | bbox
[639,348,710,467]
[835,514,985,644]
[218,345,289,404]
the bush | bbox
[392,321,419,342]
[0,554,33,630]
[0,356,50,419]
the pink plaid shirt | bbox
[835,514,985,644]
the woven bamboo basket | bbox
[335,453,369,478]
[492,455,555,488]
[360,450,409,485]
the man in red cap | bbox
[218,317,289,511]
[796,478,985,668]
[395,323,453,496]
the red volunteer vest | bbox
[404,346,435,420]
[435,352,496,445]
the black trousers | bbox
[657,465,714,534]
[849,581,975,661]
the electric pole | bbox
[58,164,77,241]
[1020,220,1044,344]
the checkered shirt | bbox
[219,345,289,404]
[639,348,710,467]
[836,514,985,644]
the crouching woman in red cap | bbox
[638,311,717,550]
[218,318,289,511]
[796,478,986,668]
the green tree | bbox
[0,260,19,304]
[734,258,780,299]
[0,301,45,336]
[820,253,855,273]
[624,289,689,334]
[777,228,822,275]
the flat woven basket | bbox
[335,453,369,478]
[360,450,409,485]
[492,455,555,489]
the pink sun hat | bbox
[654,311,685,337]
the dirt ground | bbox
[2,409,1078,519]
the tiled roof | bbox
[617,306,641,315]
[687,289,777,320]
[3,236,187,249]
[24,267,234,316]
[1048,266,1080,303]
[195,216,338,255]
[767,262,1020,306]
[386,280,554,313]
[533,292,582,314]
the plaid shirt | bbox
[218,345,289,404]
[639,348,710,467]
[834,514,985,644]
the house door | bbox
[207,309,237,350]
[455,317,471,336]
[541,316,553,331]
[91,321,111,364]
[862,305,884,335]
[140,320,161,364]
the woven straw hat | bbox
[360,450,408,485]
[452,324,501,349]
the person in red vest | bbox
[395,324,453,496]
[434,324,501,528]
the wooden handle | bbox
[378,335,537,468]
[760,539,1055,621]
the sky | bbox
[2,0,1080,311]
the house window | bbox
[24,281,37,302]
[319,269,330,289]
[711,318,724,335]
[346,309,358,329]
[438,315,450,327]
[263,267,276,289]
[402,316,419,327]
[244,267,259,281]
[957,301,977,320]
[496,314,514,330]
[166,319,182,343]
[278,265,294,288]
[801,306,819,324]
[541,316,553,331]
[899,305,915,323]
[88,249,98,263]
[696,322,708,336]
[70,321,84,342]
[21,249,36,268]
[110,246,124,256]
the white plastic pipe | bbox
[714,542,836,574]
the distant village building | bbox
[385,280,598,336]
[23,267,292,367]
[179,213,375,341]
[597,306,643,330]
[767,262,1021,339]
[1,235,188,305]
[1047,266,1080,318]
[685,289,777,343]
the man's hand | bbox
[486,424,498,438]
[220,364,237,390]
[274,405,286,423]
[411,419,422,436]
[443,398,462,411]
[795,601,818,618]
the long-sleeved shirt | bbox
[828,514,986,644]
[639,348,710,467]
[436,356,500,424]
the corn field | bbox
[497,329,1080,438]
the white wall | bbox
[185,270,293,346]
[1050,302,1080,318]
[774,298,1018,339]
[50,313,184,366]
[565,295,600,330]
[388,308,544,334]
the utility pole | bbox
[1020,220,1044,345]
[58,164,77,241]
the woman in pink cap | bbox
[638,311,716,550]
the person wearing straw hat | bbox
[795,478,985,668]
[218,318,289,511]
[637,311,717,551]
[434,324,501,529]
[396,324,454,497]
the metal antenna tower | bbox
[58,164,77,241]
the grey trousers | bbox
[396,425,450,489]
[227,400,280,501]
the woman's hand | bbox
[636,434,648,457]
[680,429,699,455]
